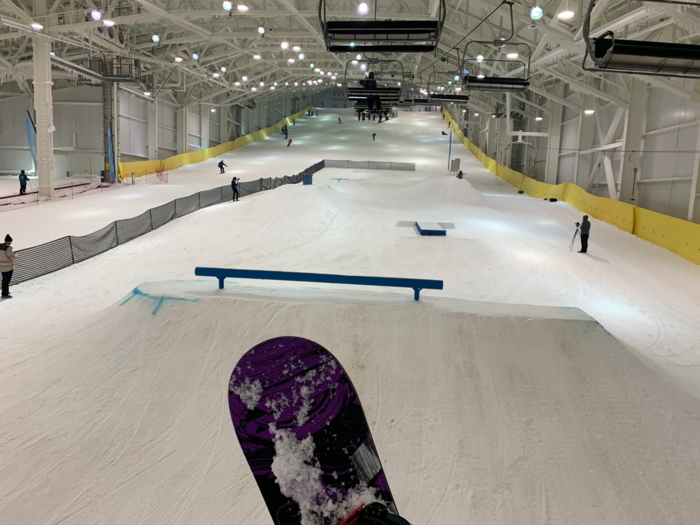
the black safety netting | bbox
[12,169,311,286]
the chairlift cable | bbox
[417,0,509,76]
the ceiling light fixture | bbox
[558,1,574,20]
[211,108,217,113]
[223,0,233,10]
[237,3,249,12]
[213,72,220,78]
[242,75,248,81]
[298,53,305,60]
[280,41,289,50]
[103,19,115,27]
[356,54,362,60]
[474,112,479,116]
[174,56,183,63]
[292,45,301,52]
[257,26,265,34]
[192,53,199,60]
[221,66,227,72]
[584,109,595,115]
[530,5,543,20]
[253,54,261,60]
[90,9,102,21]
[506,52,519,60]
[358,2,369,14]
[535,116,544,121]
[30,22,43,30]
[152,34,160,43]
[144,91,151,97]
[476,54,484,63]
[477,73,485,79]
[351,60,358,65]
[234,81,241,86]
[288,58,295,63]
[251,87,257,91]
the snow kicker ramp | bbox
[2,280,700,525]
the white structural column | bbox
[504,93,512,167]
[176,108,187,154]
[221,106,229,142]
[575,96,596,186]
[619,79,647,204]
[147,100,158,159]
[201,105,210,150]
[688,122,700,221]
[545,85,564,185]
[32,30,55,198]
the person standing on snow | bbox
[372,133,376,141]
[231,177,239,201]
[338,117,342,124]
[19,170,28,195]
[287,139,292,147]
[578,215,591,253]
[218,160,227,174]
[1,234,15,299]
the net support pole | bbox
[31,15,55,199]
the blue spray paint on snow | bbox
[120,287,200,316]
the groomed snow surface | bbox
[2,109,700,525]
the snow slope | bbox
[2,283,700,525]
[2,108,700,524]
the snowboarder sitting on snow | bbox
[231,177,239,201]
[578,215,591,253]
[218,160,227,174]
[457,170,464,179]
[19,170,28,195]
[1,234,15,299]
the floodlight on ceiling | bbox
[299,53,305,60]
[476,55,484,63]
[507,52,519,60]
[558,2,575,21]
[103,19,115,27]
[211,108,217,113]
[221,66,227,72]
[192,53,199,60]
[360,64,367,70]
[476,73,485,79]
[152,34,160,43]
[288,58,295,63]
[474,112,479,116]
[584,109,595,115]
[310,63,315,68]
[174,56,183,63]
[213,72,220,78]
[234,81,241,86]
[356,54,362,60]
[351,60,358,65]
[237,3,249,12]
[223,1,232,10]
[294,82,298,86]
[314,67,320,72]
[242,75,248,81]
[285,82,289,85]
[271,86,275,90]
[293,45,301,52]
[90,9,102,21]
[253,54,261,60]
[259,81,264,86]
[143,91,151,97]
[281,41,289,50]
[358,2,370,15]
[251,87,257,91]
[31,22,43,30]
[257,26,265,34]
[535,116,543,121]
[530,5,543,20]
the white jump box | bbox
[415,222,446,236]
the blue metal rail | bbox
[194,267,443,301]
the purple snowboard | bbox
[228,336,396,525]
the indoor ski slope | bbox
[2,108,700,525]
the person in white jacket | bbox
[0,234,15,299]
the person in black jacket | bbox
[578,215,591,253]
[218,160,227,174]
[231,177,239,201]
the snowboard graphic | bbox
[228,336,397,525]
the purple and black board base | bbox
[228,336,396,525]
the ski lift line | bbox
[416,0,511,77]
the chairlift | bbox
[425,70,470,102]
[319,0,446,53]
[461,40,531,92]
[343,59,405,105]
[582,0,700,78]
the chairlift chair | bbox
[582,0,700,78]
[343,59,405,105]
[319,0,446,53]
[461,40,531,92]
[425,70,470,103]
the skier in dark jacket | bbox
[578,215,591,253]
[218,160,227,174]
[19,170,28,195]
[1,234,14,299]
[231,177,239,201]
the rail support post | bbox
[218,278,225,290]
